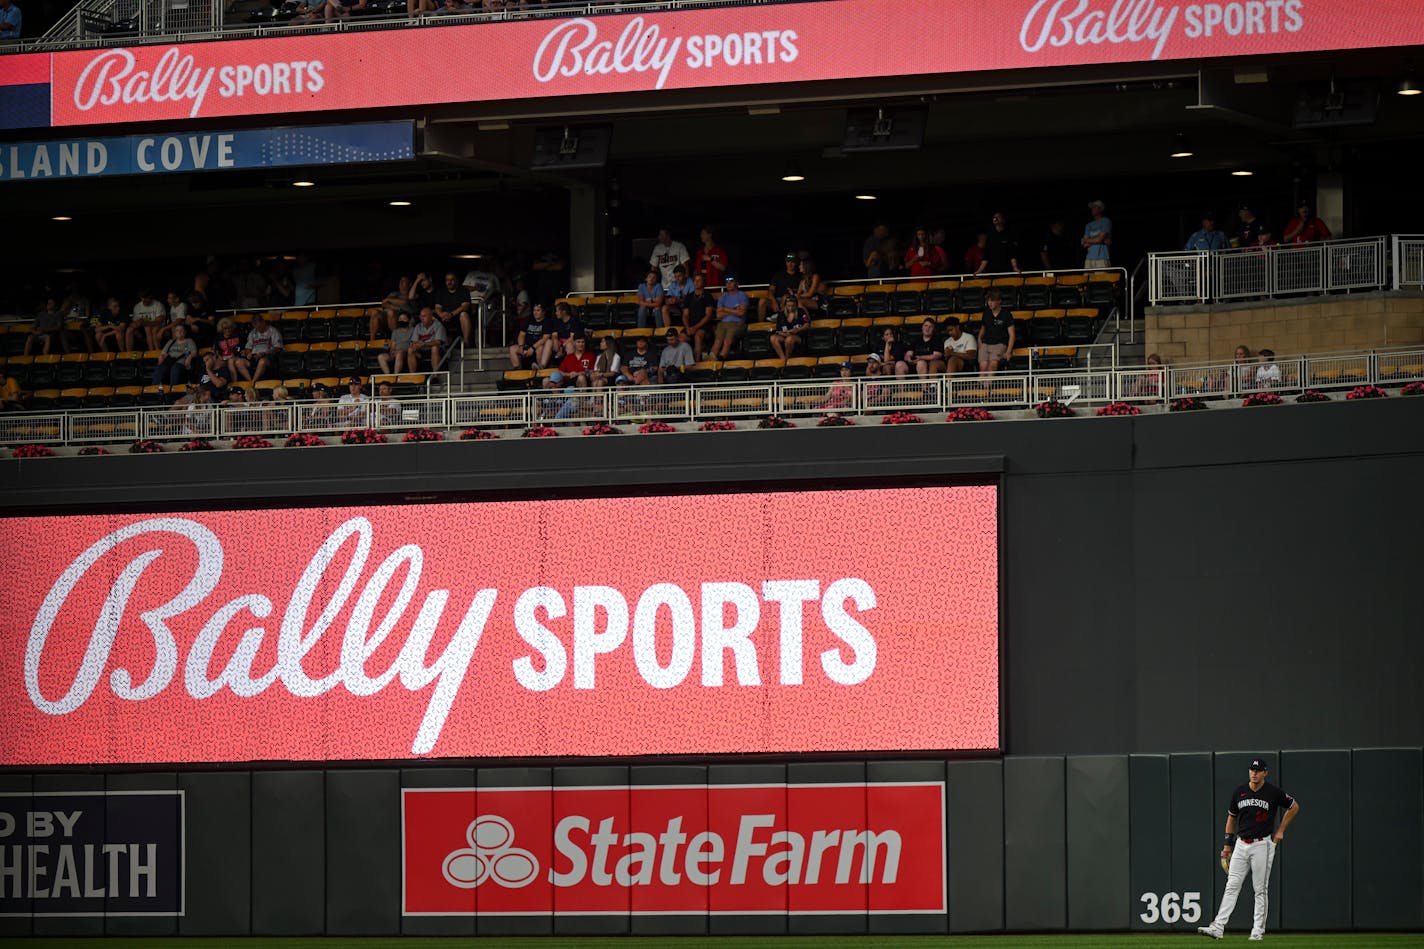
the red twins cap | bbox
[1248,758,1268,771]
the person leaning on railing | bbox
[1185,213,1229,252]
[1283,202,1331,244]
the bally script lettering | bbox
[25,517,878,755]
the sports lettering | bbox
[71,47,324,120]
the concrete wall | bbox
[1145,291,1424,364]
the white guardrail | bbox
[1147,234,1421,305]
[2,345,1422,449]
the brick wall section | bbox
[1145,291,1424,364]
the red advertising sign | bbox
[31,0,1424,128]
[402,783,946,915]
[1,485,999,766]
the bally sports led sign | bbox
[1,486,999,765]
[1,0,1421,130]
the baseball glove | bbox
[1220,854,1231,873]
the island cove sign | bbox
[0,121,412,181]
[0,0,1416,130]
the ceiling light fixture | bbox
[1231,169,1254,177]
[51,215,73,221]
[452,253,484,259]
[1399,76,1422,96]
[781,161,805,183]
[855,193,878,201]
[292,180,316,187]
[389,200,412,207]
[1170,134,1194,158]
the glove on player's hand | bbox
[1220,854,1231,873]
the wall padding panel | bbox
[325,770,400,935]
[1279,749,1350,930]
[946,759,1003,933]
[1066,755,1129,931]
[250,771,324,935]
[1352,748,1423,929]
[1003,756,1066,931]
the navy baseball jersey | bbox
[1227,782,1295,842]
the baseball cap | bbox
[665,328,678,338]
[549,370,564,384]
[348,377,362,386]
[785,253,797,260]
[724,275,736,283]
[840,361,852,369]
[1248,758,1268,771]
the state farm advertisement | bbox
[1,485,999,766]
[40,0,1424,127]
[402,783,946,915]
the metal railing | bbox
[1393,235,1424,291]
[6,344,1421,450]
[18,0,789,52]
[1147,235,1399,305]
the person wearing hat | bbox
[1082,200,1112,269]
[709,276,750,361]
[1234,205,1263,248]
[1198,757,1300,941]
[760,253,801,321]
[407,306,446,371]
[658,327,695,384]
[337,376,370,426]
[619,335,656,386]
[1283,201,1331,244]
[1185,213,1229,252]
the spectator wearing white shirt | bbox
[649,228,690,288]
[126,289,166,352]
[408,306,447,370]
[237,314,284,384]
[941,317,978,374]
[338,377,370,425]
[1255,349,1281,388]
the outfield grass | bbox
[4,935,1422,949]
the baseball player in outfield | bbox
[1199,757,1300,941]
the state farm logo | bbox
[532,16,799,91]
[70,47,325,119]
[1019,0,1304,61]
[403,784,948,915]
[441,816,539,889]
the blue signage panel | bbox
[0,120,413,182]
[0,791,184,916]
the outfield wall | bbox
[3,398,1423,934]
[1,749,1421,935]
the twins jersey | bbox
[1228,782,1295,842]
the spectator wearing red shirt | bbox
[964,232,988,274]
[1283,202,1331,244]
[558,335,597,387]
[904,227,948,277]
[693,226,728,287]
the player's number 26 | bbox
[1139,891,1201,924]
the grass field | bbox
[5,936,1422,949]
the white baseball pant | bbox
[1211,837,1276,937]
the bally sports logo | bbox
[403,783,946,915]
[71,47,325,119]
[1020,0,1305,61]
